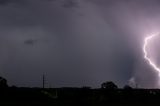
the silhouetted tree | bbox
[11,85,17,88]
[101,81,118,89]
[0,77,8,88]
[82,86,91,89]
[123,85,132,90]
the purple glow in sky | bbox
[1,0,160,88]
[143,33,160,86]
[143,34,160,74]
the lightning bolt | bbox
[143,33,160,76]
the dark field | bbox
[0,87,160,106]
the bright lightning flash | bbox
[143,33,160,76]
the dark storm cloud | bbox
[24,39,37,45]
[63,0,79,8]
[0,0,10,5]
[0,0,159,88]
[0,0,24,5]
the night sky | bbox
[0,0,160,88]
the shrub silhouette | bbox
[0,76,8,88]
[123,85,133,90]
[101,81,118,89]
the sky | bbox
[0,0,160,88]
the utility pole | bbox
[136,83,138,89]
[42,74,46,89]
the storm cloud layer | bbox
[0,0,159,88]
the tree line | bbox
[0,76,133,89]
